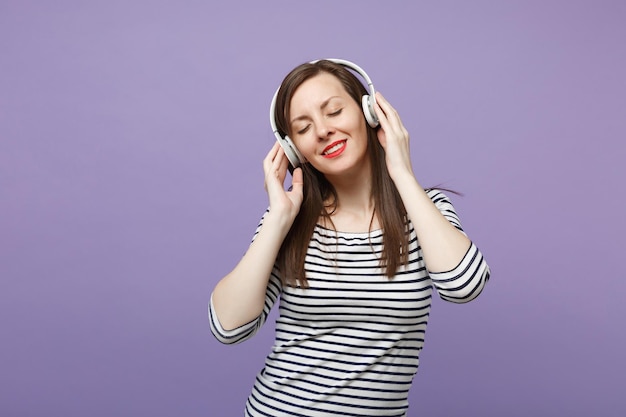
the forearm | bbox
[393,171,471,272]
[211,212,290,330]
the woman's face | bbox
[288,72,369,178]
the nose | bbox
[315,119,335,140]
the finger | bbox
[267,141,281,158]
[266,148,291,196]
[375,92,402,128]
[375,92,397,114]
[374,92,408,138]
[289,167,304,204]
[291,165,303,184]
[263,142,281,172]
[373,97,394,135]
[264,143,287,174]
[264,143,286,190]
[272,146,290,181]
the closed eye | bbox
[296,125,311,135]
[328,109,342,117]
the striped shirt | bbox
[210,190,490,416]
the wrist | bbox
[263,209,297,233]
[390,168,420,190]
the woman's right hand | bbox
[263,142,304,223]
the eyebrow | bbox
[289,96,341,126]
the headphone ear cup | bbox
[361,95,379,128]
[278,135,304,169]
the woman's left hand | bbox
[373,92,414,181]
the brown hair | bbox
[274,60,408,287]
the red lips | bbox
[322,140,347,158]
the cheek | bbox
[347,109,367,132]
[292,136,315,159]
[351,117,369,141]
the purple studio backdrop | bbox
[1,1,625,416]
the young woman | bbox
[209,59,490,417]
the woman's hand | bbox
[373,92,414,181]
[263,142,304,223]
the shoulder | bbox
[425,188,454,204]
[425,188,464,231]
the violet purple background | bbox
[1,1,625,416]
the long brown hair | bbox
[274,60,408,287]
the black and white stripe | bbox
[209,190,490,416]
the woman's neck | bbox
[322,163,380,232]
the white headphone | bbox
[269,58,379,169]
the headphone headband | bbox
[310,58,376,99]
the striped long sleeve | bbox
[426,189,490,303]
[209,271,282,345]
